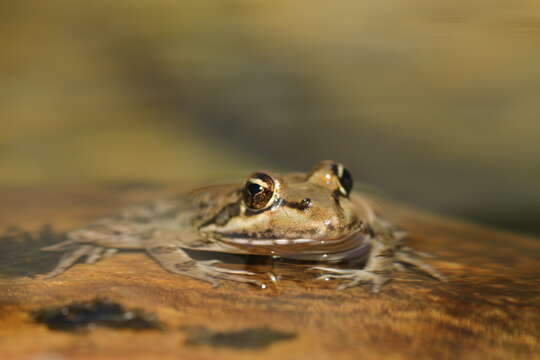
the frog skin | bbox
[42,161,444,292]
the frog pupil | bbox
[330,163,353,195]
[247,182,263,195]
[340,168,353,194]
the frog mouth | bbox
[221,237,316,246]
[217,228,369,253]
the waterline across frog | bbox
[42,161,444,292]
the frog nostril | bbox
[283,198,312,211]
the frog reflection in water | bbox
[43,161,444,292]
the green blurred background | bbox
[2,1,539,235]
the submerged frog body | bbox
[43,161,444,292]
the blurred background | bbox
[2,0,539,235]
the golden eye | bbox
[243,173,275,210]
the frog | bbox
[42,160,444,292]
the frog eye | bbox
[243,172,276,210]
[331,163,353,196]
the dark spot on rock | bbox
[150,246,177,254]
[0,225,67,278]
[32,298,163,332]
[183,326,296,350]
